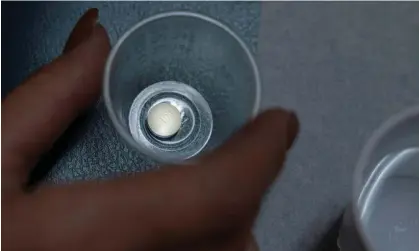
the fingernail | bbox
[286,111,299,149]
[63,8,99,53]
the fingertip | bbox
[64,8,100,53]
[66,8,110,56]
[91,23,111,52]
[252,108,299,149]
[196,108,298,199]
[197,107,300,200]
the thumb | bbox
[5,109,298,250]
[142,108,299,248]
[198,109,299,212]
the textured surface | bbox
[2,2,419,251]
[256,2,419,251]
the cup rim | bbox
[103,11,261,158]
[352,105,419,251]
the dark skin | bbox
[2,9,299,251]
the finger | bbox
[1,9,110,193]
[4,109,298,250]
[186,230,257,251]
[201,231,259,251]
[196,109,299,208]
[245,235,259,251]
[217,232,259,251]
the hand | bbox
[2,9,299,251]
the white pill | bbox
[147,103,181,138]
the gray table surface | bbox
[2,2,419,251]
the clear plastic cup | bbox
[340,106,419,251]
[103,12,260,163]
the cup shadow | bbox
[310,214,343,251]
[27,111,93,187]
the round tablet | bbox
[147,102,181,138]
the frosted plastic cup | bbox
[339,105,419,251]
[103,12,260,163]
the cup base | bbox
[129,81,213,162]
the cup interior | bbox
[104,12,260,161]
